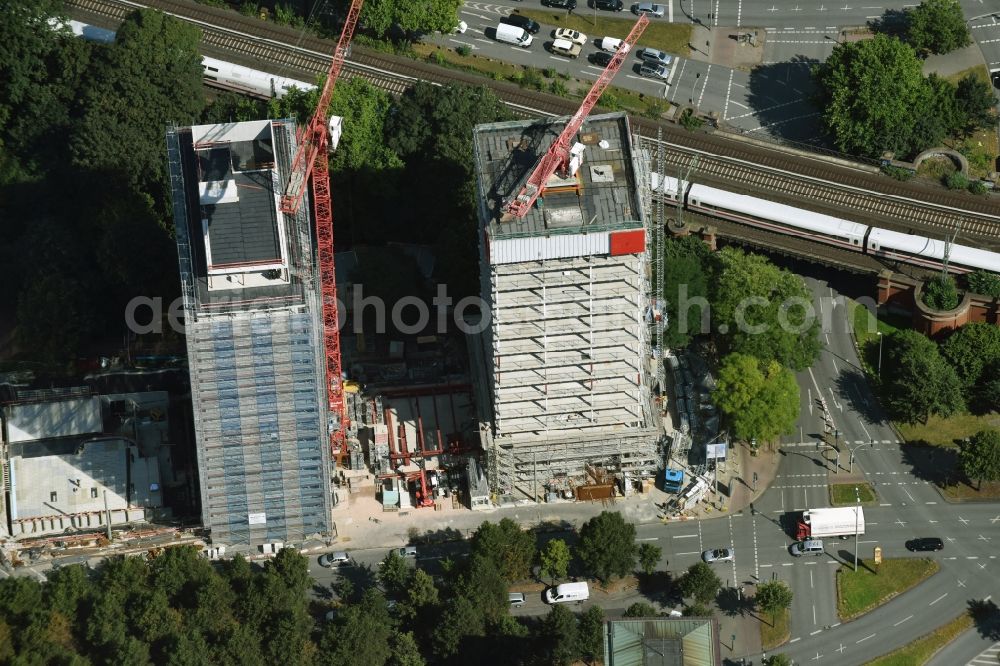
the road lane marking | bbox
[782,562,793,566]
[929,593,948,605]
[926,501,937,505]
[811,628,822,635]
[894,614,912,626]
[959,516,970,525]
[677,551,700,555]
[790,637,801,643]
[857,633,876,643]
[722,69,734,120]
[673,534,698,538]
[637,537,659,541]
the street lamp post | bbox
[877,331,883,377]
[854,486,861,572]
[848,441,868,475]
[690,72,700,105]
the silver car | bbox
[639,63,670,80]
[638,47,673,66]
[318,551,350,567]
[633,2,666,17]
[702,548,734,563]
[508,592,526,607]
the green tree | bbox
[922,274,961,310]
[431,595,484,659]
[327,77,404,173]
[576,511,638,583]
[637,543,663,576]
[679,562,721,604]
[967,270,1000,298]
[70,9,205,197]
[387,631,425,666]
[905,0,971,55]
[361,0,464,38]
[623,602,660,617]
[662,236,714,348]
[398,569,438,621]
[540,604,580,666]
[683,601,712,616]
[881,330,965,423]
[910,74,960,150]
[813,35,930,157]
[713,353,800,442]
[578,605,606,664]
[755,580,794,626]
[955,74,998,134]
[470,518,536,582]
[453,554,508,625]
[319,589,393,666]
[959,429,1000,490]
[710,248,821,370]
[539,538,572,584]
[379,550,410,598]
[941,322,1000,393]
[975,360,1000,414]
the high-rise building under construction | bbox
[470,112,661,501]
[166,119,332,548]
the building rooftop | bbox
[473,112,642,239]
[3,396,102,443]
[604,617,720,666]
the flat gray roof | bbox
[473,112,641,239]
[4,396,102,443]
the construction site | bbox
[468,111,667,504]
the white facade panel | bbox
[490,232,611,265]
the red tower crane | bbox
[279,0,365,463]
[502,14,650,218]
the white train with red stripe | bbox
[651,172,1000,274]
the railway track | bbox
[67,0,1000,250]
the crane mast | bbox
[279,0,364,461]
[502,14,650,218]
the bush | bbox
[966,269,1000,297]
[600,91,622,111]
[679,108,705,130]
[549,80,569,97]
[968,180,988,195]
[430,50,446,66]
[644,100,668,119]
[944,171,969,190]
[519,67,544,91]
[543,68,556,78]
[881,163,915,180]
[239,1,258,16]
[455,45,471,57]
[923,274,961,310]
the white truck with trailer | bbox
[794,507,865,540]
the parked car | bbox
[639,63,670,79]
[500,13,541,34]
[554,28,588,45]
[589,51,614,66]
[594,0,625,10]
[453,21,467,34]
[398,546,418,558]
[599,36,624,52]
[702,548,734,563]
[550,38,582,58]
[318,551,351,567]
[632,1,665,17]
[508,592,526,607]
[638,47,673,65]
[790,539,825,556]
[543,0,578,7]
[906,537,944,552]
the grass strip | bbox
[863,612,974,665]
[760,606,791,651]
[837,558,939,620]
[514,9,692,57]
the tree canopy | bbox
[755,580,794,625]
[360,0,464,39]
[638,543,664,576]
[967,270,1000,298]
[813,35,932,157]
[710,248,821,370]
[959,429,1000,490]
[679,562,721,604]
[661,236,715,348]
[470,518,536,583]
[904,0,971,55]
[941,322,1000,394]
[576,511,638,583]
[713,353,800,442]
[881,329,965,423]
[539,538,572,584]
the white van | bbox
[544,582,590,604]
[496,23,533,47]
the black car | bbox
[593,0,625,10]
[589,51,614,66]
[906,537,944,552]
[543,0,578,8]
[500,13,541,34]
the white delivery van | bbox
[496,23,533,47]
[544,582,590,604]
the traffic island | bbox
[829,483,877,506]
[836,558,940,621]
[864,611,974,665]
[513,10,693,57]
[759,607,791,651]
